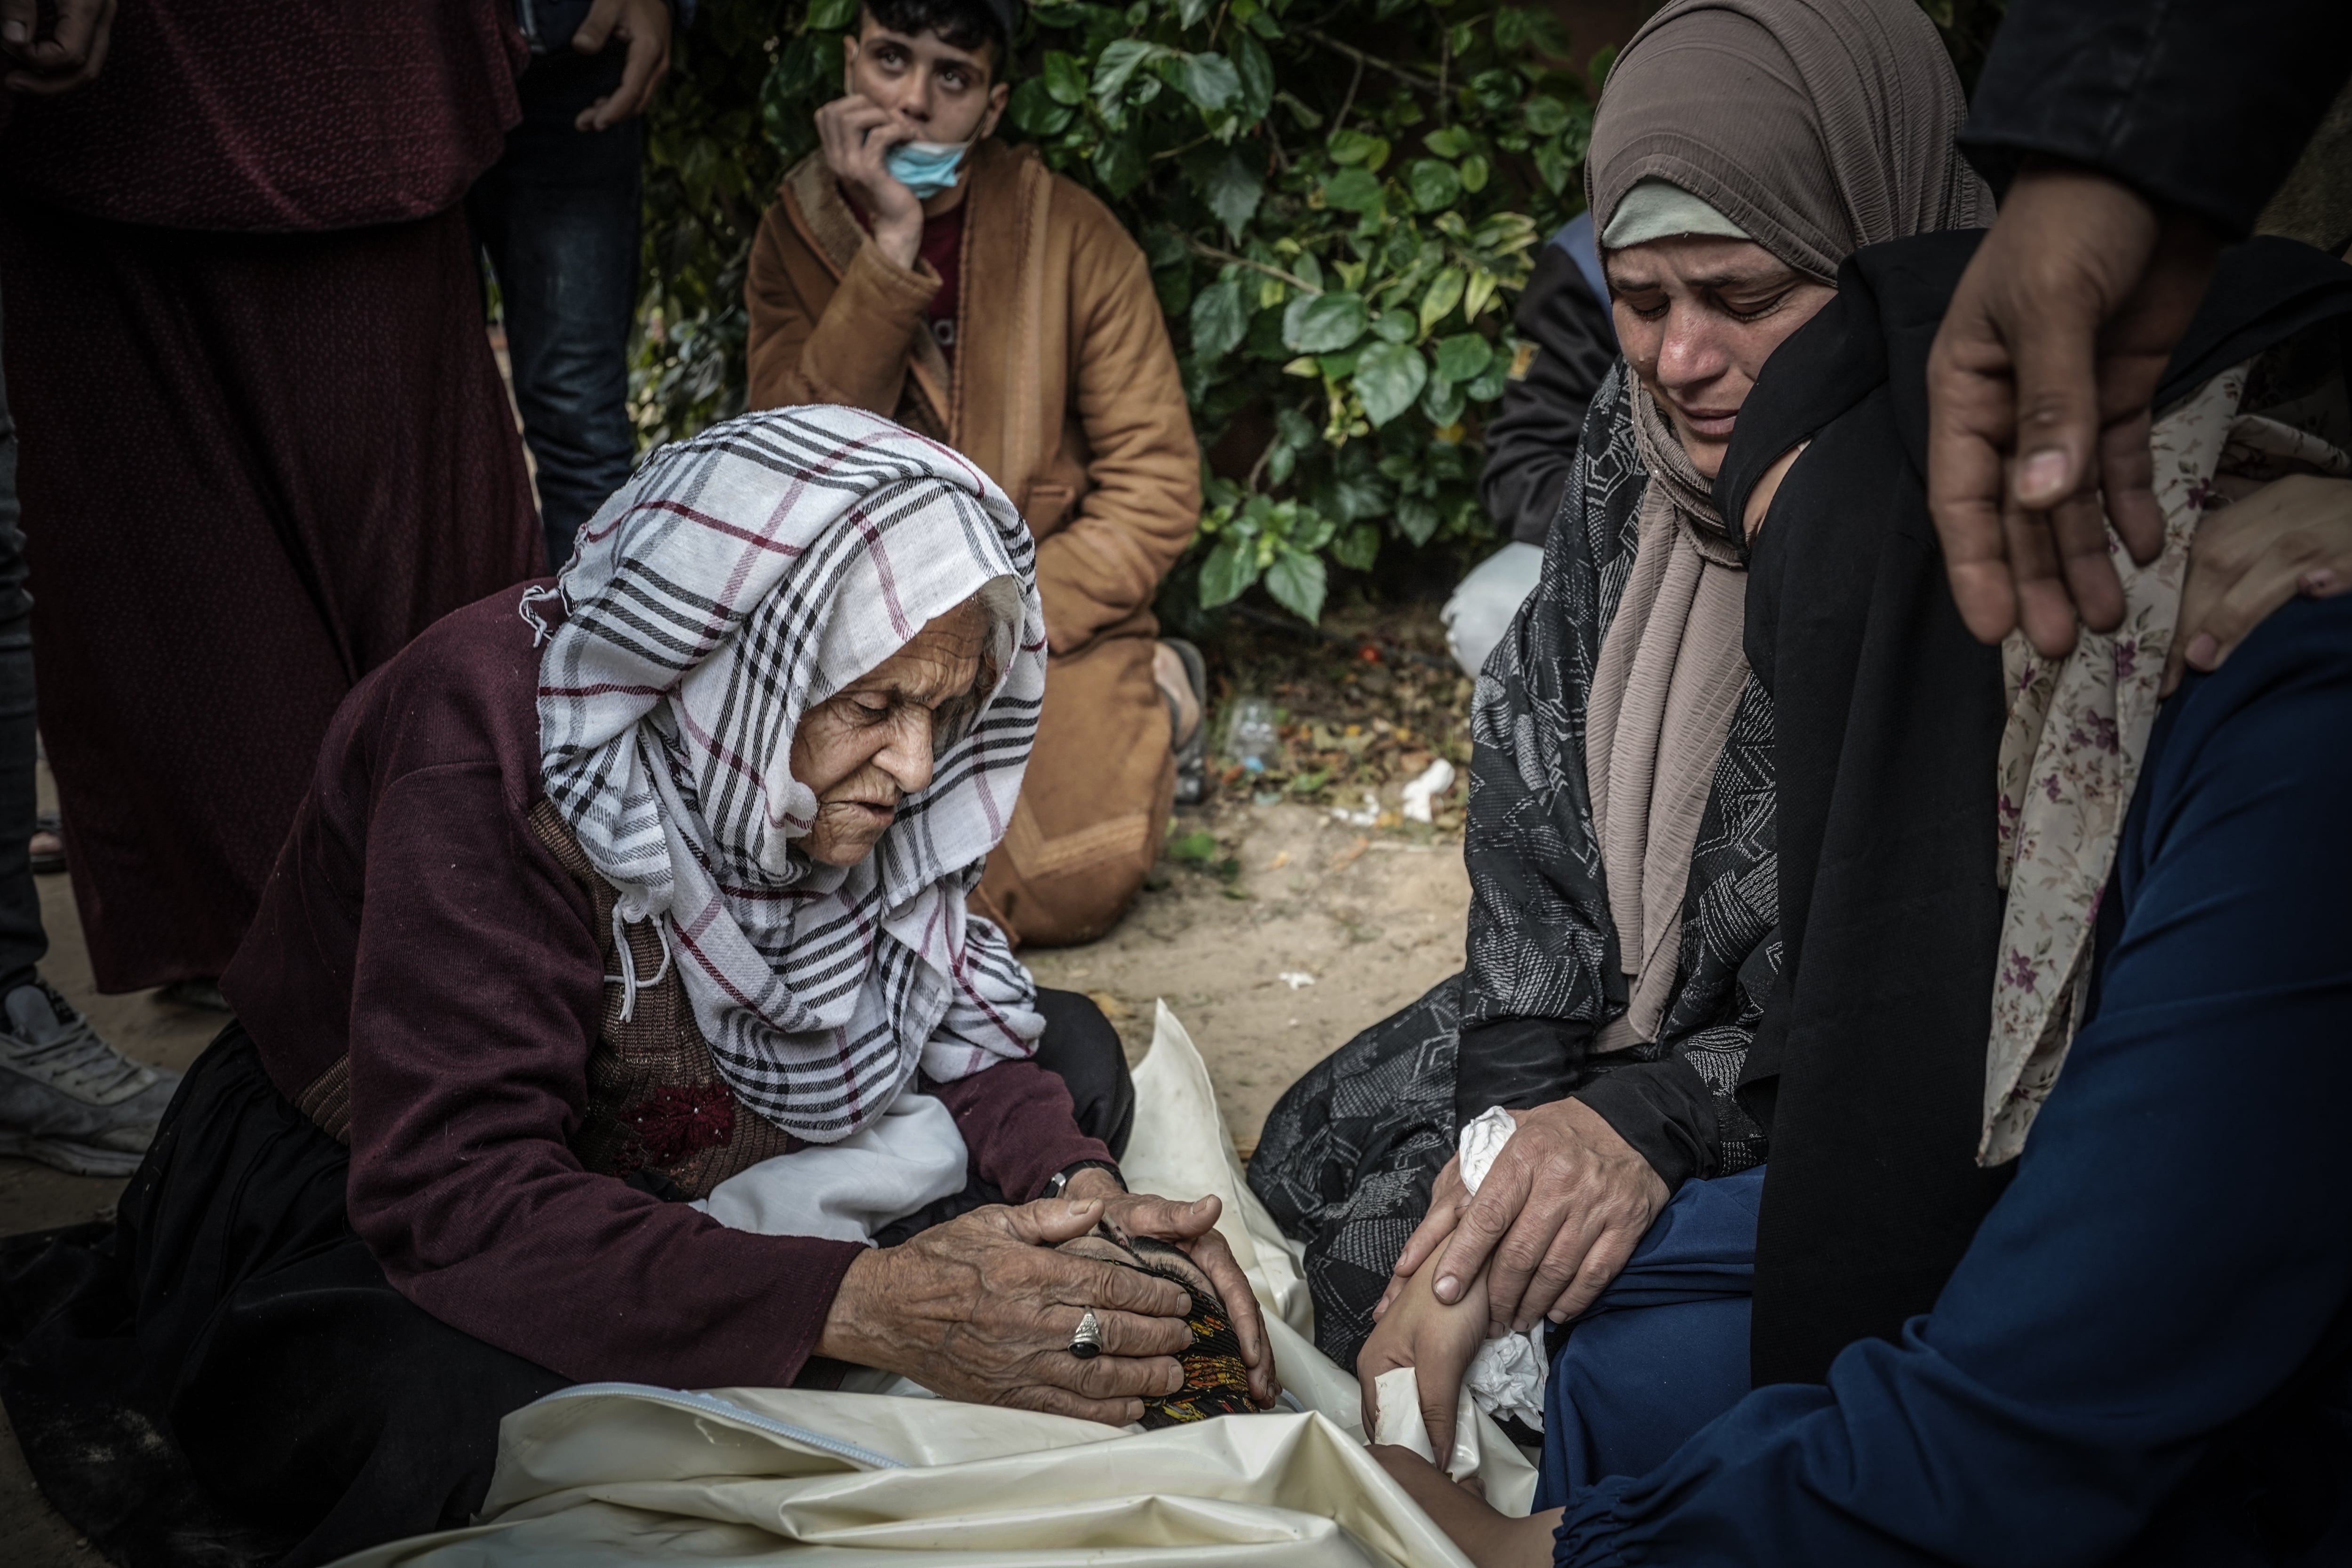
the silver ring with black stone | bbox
[1069,1309,1105,1360]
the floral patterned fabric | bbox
[1984,366,2352,1162]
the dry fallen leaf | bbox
[1087,991,1131,1022]
[1328,836,1371,872]
[1268,850,1292,870]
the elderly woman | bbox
[0,406,1271,1564]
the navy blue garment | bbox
[1550,593,2352,1566]
[469,45,643,570]
[1535,1165,1762,1506]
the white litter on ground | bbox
[1398,758,1457,823]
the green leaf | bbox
[1232,33,1275,122]
[1190,279,1248,360]
[1394,494,1441,545]
[1264,548,1328,623]
[1533,138,1572,195]
[1352,340,1428,427]
[1092,123,1148,198]
[1177,0,1215,24]
[1432,332,1492,383]
[1275,404,1318,448]
[1093,39,1166,110]
[1142,227,1189,270]
[1326,128,1385,166]
[1201,151,1263,239]
[1332,520,1381,571]
[1406,159,1463,213]
[1420,375,1467,425]
[1463,268,1498,322]
[1523,95,1570,136]
[805,0,859,29]
[1459,153,1489,193]
[1418,267,1466,334]
[1283,290,1369,353]
[1042,50,1089,106]
[1372,309,1415,344]
[1423,125,1475,159]
[1199,533,1261,608]
[1009,78,1075,136]
[1179,53,1242,112]
[1316,348,1361,379]
[1323,167,1384,213]
[1168,828,1219,862]
[1266,442,1296,485]
[1464,364,1509,402]
[1316,465,1390,523]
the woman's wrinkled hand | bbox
[1358,1257,1488,1461]
[817,1196,1193,1425]
[1430,1097,1667,1336]
[1067,1170,1280,1406]
[2164,473,2352,695]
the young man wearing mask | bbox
[746,0,1204,949]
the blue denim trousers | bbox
[0,291,48,995]
[468,45,643,570]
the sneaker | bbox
[1157,638,1209,806]
[0,981,181,1177]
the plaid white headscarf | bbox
[535,406,1048,1142]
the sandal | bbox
[1159,638,1209,805]
[29,812,63,876]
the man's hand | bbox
[2163,473,2352,695]
[1066,1170,1279,1405]
[1927,161,2222,659]
[1358,1259,1488,1461]
[817,1195,1193,1425]
[1429,1098,1667,1335]
[2,0,114,94]
[571,0,671,130]
[816,93,923,270]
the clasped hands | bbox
[816,1168,1277,1425]
[1358,1096,1665,1460]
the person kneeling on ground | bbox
[746,0,1206,947]
[0,406,1273,1567]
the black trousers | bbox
[0,990,1130,1568]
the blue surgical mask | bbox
[884,138,972,200]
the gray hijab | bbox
[1586,0,1992,285]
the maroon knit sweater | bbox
[220,585,1112,1389]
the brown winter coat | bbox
[746,137,1200,945]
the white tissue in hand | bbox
[1455,1105,1548,1430]
[1457,1104,1517,1192]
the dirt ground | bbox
[0,606,1478,1563]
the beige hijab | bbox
[1581,0,1990,1044]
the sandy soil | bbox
[1027,797,1468,1154]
